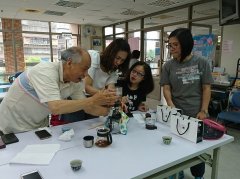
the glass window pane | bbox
[116,23,125,34]
[70,36,78,47]
[52,35,78,62]
[129,19,141,31]
[128,31,141,51]
[22,20,49,32]
[144,31,161,76]
[116,28,124,34]
[116,34,125,38]
[23,33,51,68]
[104,27,113,36]
[105,36,113,47]
[51,22,78,34]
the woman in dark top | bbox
[122,61,154,112]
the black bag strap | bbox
[161,108,171,122]
[176,117,190,135]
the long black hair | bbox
[125,61,154,95]
[169,28,193,62]
[100,38,131,74]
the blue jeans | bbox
[168,162,204,179]
[190,162,205,178]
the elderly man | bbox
[0,47,117,134]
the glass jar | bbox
[95,128,112,147]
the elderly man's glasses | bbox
[131,69,145,77]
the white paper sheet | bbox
[10,144,60,165]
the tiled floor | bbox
[146,98,240,179]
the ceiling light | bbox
[24,9,40,13]
[55,0,84,8]
[121,9,145,16]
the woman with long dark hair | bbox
[85,38,131,95]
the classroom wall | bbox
[220,24,240,77]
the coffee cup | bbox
[83,135,94,148]
[70,159,82,171]
[162,136,172,145]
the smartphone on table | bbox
[1,133,19,145]
[35,130,52,140]
[20,170,44,179]
[0,136,6,149]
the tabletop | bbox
[0,116,234,179]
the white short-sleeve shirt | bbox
[88,50,118,89]
[0,62,85,133]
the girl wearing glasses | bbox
[122,61,154,112]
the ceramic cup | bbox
[83,135,94,148]
[70,159,82,171]
[162,136,172,145]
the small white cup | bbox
[70,159,82,171]
[162,136,172,145]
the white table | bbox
[0,117,234,179]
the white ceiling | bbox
[0,0,219,27]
